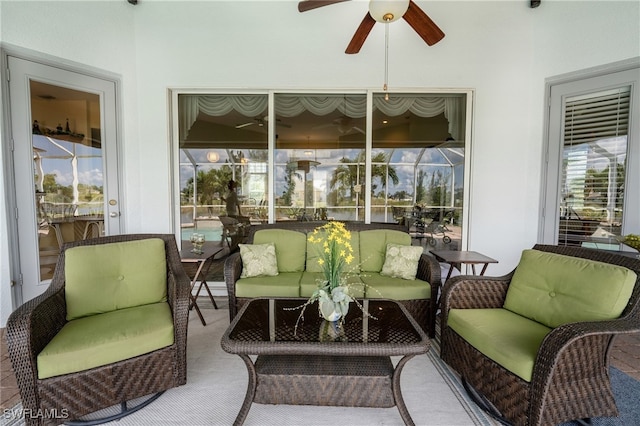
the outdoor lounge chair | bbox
[440,244,640,425]
[6,234,190,426]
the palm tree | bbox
[183,166,232,208]
[330,151,399,204]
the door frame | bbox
[538,57,640,245]
[0,45,125,318]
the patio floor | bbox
[2,247,640,411]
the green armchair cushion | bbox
[253,229,307,272]
[37,302,174,379]
[239,243,279,278]
[64,238,167,321]
[306,230,361,274]
[448,308,551,382]
[235,272,301,298]
[359,230,411,272]
[299,271,365,298]
[361,273,431,300]
[504,249,637,328]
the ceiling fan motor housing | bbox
[368,0,410,23]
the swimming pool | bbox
[181,224,223,243]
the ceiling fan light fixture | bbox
[368,0,410,23]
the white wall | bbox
[1,0,639,325]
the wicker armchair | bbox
[6,234,190,426]
[440,244,640,426]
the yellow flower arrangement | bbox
[288,222,376,338]
[306,221,355,321]
[308,221,355,292]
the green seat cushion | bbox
[253,229,307,272]
[300,271,365,298]
[448,308,551,382]
[65,238,167,320]
[37,302,174,379]
[361,273,431,300]
[359,230,411,272]
[504,249,637,328]
[306,230,361,274]
[235,272,302,298]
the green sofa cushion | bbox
[253,229,307,272]
[361,273,431,300]
[65,238,167,321]
[306,230,361,274]
[299,271,365,298]
[359,230,411,272]
[504,249,637,328]
[448,308,551,382]
[37,302,174,379]
[235,272,302,298]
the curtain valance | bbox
[180,94,464,142]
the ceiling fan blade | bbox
[298,0,349,13]
[403,0,445,46]
[345,13,376,54]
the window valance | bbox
[180,94,464,142]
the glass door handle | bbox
[109,212,120,218]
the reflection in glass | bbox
[275,94,367,221]
[176,92,468,251]
[371,93,466,250]
[178,94,269,248]
[558,88,629,249]
[31,81,103,281]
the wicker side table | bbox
[180,242,222,325]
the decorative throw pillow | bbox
[380,243,423,280]
[239,243,279,278]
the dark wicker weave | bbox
[6,234,191,426]
[224,221,442,337]
[221,298,430,425]
[440,244,640,426]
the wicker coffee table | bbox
[221,298,430,426]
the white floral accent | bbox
[380,243,423,280]
[239,243,279,278]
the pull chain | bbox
[384,21,390,100]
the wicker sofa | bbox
[6,234,190,426]
[440,244,640,426]
[224,221,442,337]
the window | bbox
[274,93,367,221]
[177,94,269,244]
[540,62,640,250]
[174,91,471,252]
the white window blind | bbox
[564,88,630,145]
[559,87,630,246]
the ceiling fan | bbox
[313,117,365,135]
[298,0,445,54]
[235,116,291,129]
